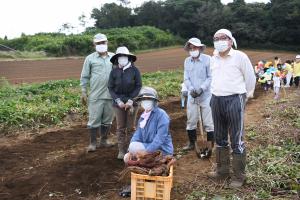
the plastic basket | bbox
[131,166,173,200]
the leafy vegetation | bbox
[1,26,181,56]
[0,50,47,59]
[0,70,182,134]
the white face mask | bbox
[189,50,199,58]
[118,56,129,67]
[95,44,108,53]
[214,40,229,52]
[141,100,154,111]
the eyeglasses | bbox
[213,36,230,41]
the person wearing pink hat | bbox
[208,29,256,188]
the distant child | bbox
[180,82,188,109]
[273,71,281,100]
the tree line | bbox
[91,0,300,51]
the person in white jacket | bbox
[273,71,281,99]
[208,29,256,188]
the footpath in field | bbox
[0,88,299,200]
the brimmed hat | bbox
[110,46,137,64]
[93,33,107,43]
[135,86,159,101]
[184,38,206,51]
[296,55,300,59]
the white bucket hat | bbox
[93,33,107,43]
[214,29,237,49]
[110,46,137,64]
[184,37,206,51]
[296,55,300,59]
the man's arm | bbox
[80,57,91,92]
[241,54,256,98]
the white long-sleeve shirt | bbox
[210,48,256,97]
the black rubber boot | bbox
[229,150,247,188]
[87,128,97,152]
[183,129,196,151]
[208,146,230,180]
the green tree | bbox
[91,3,133,29]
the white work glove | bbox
[125,99,134,112]
[81,89,88,106]
[116,98,125,109]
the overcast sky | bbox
[0,0,269,39]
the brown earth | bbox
[0,47,296,84]
[0,88,270,200]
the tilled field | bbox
[0,47,296,84]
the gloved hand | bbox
[190,89,200,98]
[81,90,88,106]
[125,99,133,111]
[116,98,125,109]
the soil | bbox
[0,47,296,84]
[0,89,271,200]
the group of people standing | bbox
[80,28,256,190]
[256,55,300,99]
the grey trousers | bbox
[210,94,246,154]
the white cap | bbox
[214,29,237,49]
[93,33,107,43]
[296,55,300,59]
[184,37,206,51]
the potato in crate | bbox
[131,165,173,200]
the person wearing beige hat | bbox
[208,29,256,188]
[108,46,142,160]
[80,33,115,152]
[183,37,214,158]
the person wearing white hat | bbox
[80,33,115,152]
[182,37,215,159]
[108,46,142,160]
[208,29,256,188]
[293,55,300,87]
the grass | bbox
[0,70,183,135]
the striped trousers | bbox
[210,94,246,154]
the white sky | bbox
[0,0,269,39]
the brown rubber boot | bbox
[183,130,196,151]
[117,128,126,160]
[229,150,246,188]
[98,125,114,148]
[208,146,230,180]
[86,128,97,152]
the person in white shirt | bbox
[273,71,281,99]
[208,29,256,188]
